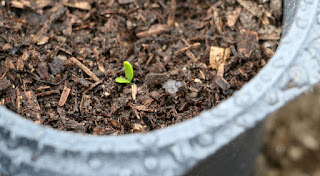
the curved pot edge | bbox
[1,0,320,175]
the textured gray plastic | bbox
[1,0,320,175]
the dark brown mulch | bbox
[0,0,282,135]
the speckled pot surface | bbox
[1,0,320,175]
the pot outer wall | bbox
[1,0,320,176]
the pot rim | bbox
[0,0,318,154]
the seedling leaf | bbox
[116,77,131,83]
[124,61,133,82]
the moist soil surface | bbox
[0,0,282,135]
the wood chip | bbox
[69,57,100,82]
[209,46,231,90]
[236,0,263,17]
[136,24,169,38]
[132,123,146,133]
[16,58,24,71]
[209,46,230,69]
[64,2,91,10]
[24,91,41,123]
[262,47,275,58]
[58,85,71,106]
[0,76,11,93]
[10,0,31,9]
[5,58,15,70]
[35,35,49,45]
[227,7,242,28]
[131,83,137,101]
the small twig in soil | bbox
[135,105,157,112]
[167,0,176,26]
[0,69,8,80]
[213,9,223,33]
[226,6,242,28]
[129,104,140,120]
[16,87,20,113]
[69,57,100,82]
[82,79,104,95]
[36,89,60,97]
[175,42,201,55]
[136,24,169,38]
[259,35,280,41]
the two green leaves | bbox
[116,61,133,84]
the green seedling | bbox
[116,61,133,84]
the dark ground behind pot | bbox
[1,0,320,175]
[184,121,265,176]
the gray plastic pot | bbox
[1,0,320,175]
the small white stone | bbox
[163,80,183,94]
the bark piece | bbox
[0,77,11,93]
[215,64,230,90]
[236,29,260,59]
[58,86,71,106]
[144,73,169,87]
[213,10,223,33]
[24,91,41,123]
